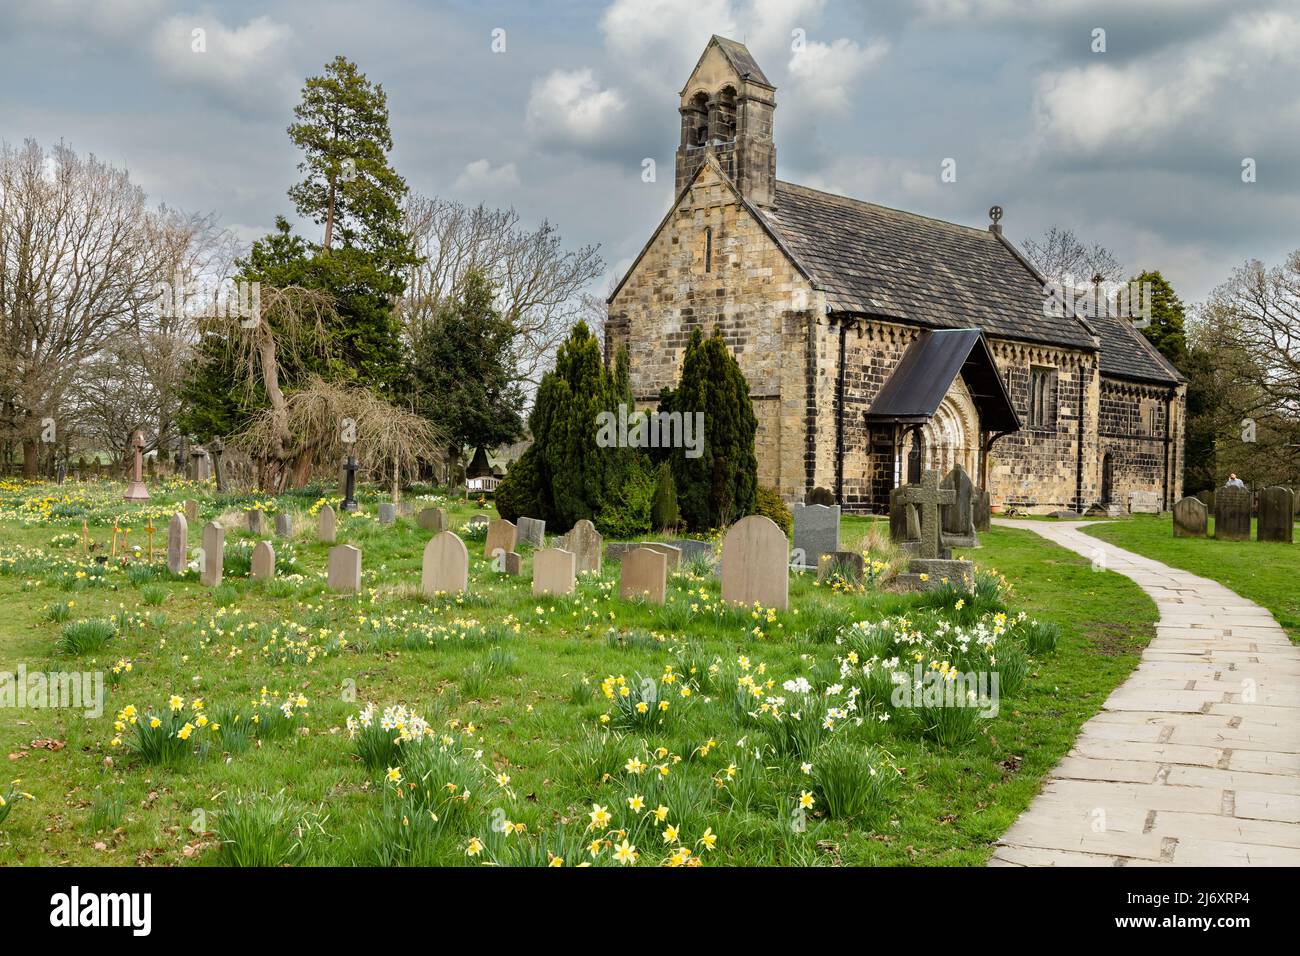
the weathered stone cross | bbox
[894,469,954,560]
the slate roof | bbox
[711,36,772,87]
[1086,309,1183,384]
[760,181,1182,384]
[865,329,1021,433]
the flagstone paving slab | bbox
[989,519,1300,867]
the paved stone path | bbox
[988,519,1300,866]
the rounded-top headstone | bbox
[422,531,469,596]
[721,514,789,611]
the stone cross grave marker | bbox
[485,518,517,560]
[319,503,337,543]
[1214,486,1251,541]
[532,547,576,597]
[167,512,188,575]
[792,503,839,569]
[123,429,150,502]
[560,519,602,574]
[422,531,468,596]
[517,516,546,548]
[1172,496,1207,538]
[251,541,276,580]
[328,544,362,593]
[620,547,667,604]
[200,521,224,587]
[1257,486,1294,543]
[720,514,789,611]
[894,471,955,560]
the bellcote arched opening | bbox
[711,86,737,143]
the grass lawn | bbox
[1083,514,1300,642]
[0,479,1156,867]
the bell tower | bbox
[674,36,777,210]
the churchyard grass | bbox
[0,480,1155,866]
[1083,513,1300,641]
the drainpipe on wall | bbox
[1163,389,1174,509]
[835,320,847,503]
[1074,361,1086,512]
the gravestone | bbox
[560,519,602,574]
[318,504,337,543]
[940,465,978,548]
[720,514,789,611]
[1257,486,1294,543]
[167,512,188,575]
[792,503,840,569]
[893,471,973,591]
[1196,489,1215,513]
[636,542,682,571]
[1172,497,1207,538]
[1128,490,1162,514]
[251,541,276,580]
[421,531,469,596]
[398,501,415,517]
[668,539,712,564]
[485,518,518,559]
[378,502,396,525]
[517,516,546,548]
[532,548,576,597]
[275,513,293,537]
[185,499,199,524]
[806,486,836,506]
[200,521,224,587]
[504,551,523,576]
[605,541,682,570]
[620,547,668,604]
[1214,486,1251,541]
[894,471,954,560]
[817,550,865,583]
[327,544,362,593]
[973,489,991,533]
[466,514,490,527]
[418,507,448,533]
[247,509,266,535]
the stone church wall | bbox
[605,161,818,503]
[1098,377,1185,510]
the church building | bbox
[606,36,1185,514]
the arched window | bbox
[711,86,737,143]
[685,91,709,147]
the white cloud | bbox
[600,0,739,90]
[150,15,296,108]
[454,159,520,193]
[525,68,628,149]
[1033,11,1300,155]
[787,37,890,113]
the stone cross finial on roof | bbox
[894,470,954,560]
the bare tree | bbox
[399,193,603,387]
[0,140,168,476]
[1021,225,1126,286]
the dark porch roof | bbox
[865,328,1021,434]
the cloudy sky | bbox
[3,0,1298,306]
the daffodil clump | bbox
[600,666,694,732]
[110,696,218,765]
[348,702,436,770]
